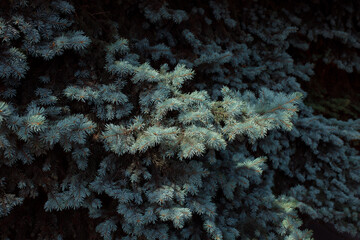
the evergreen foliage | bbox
[0,0,359,239]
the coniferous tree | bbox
[0,0,359,239]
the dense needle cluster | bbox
[0,0,359,239]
